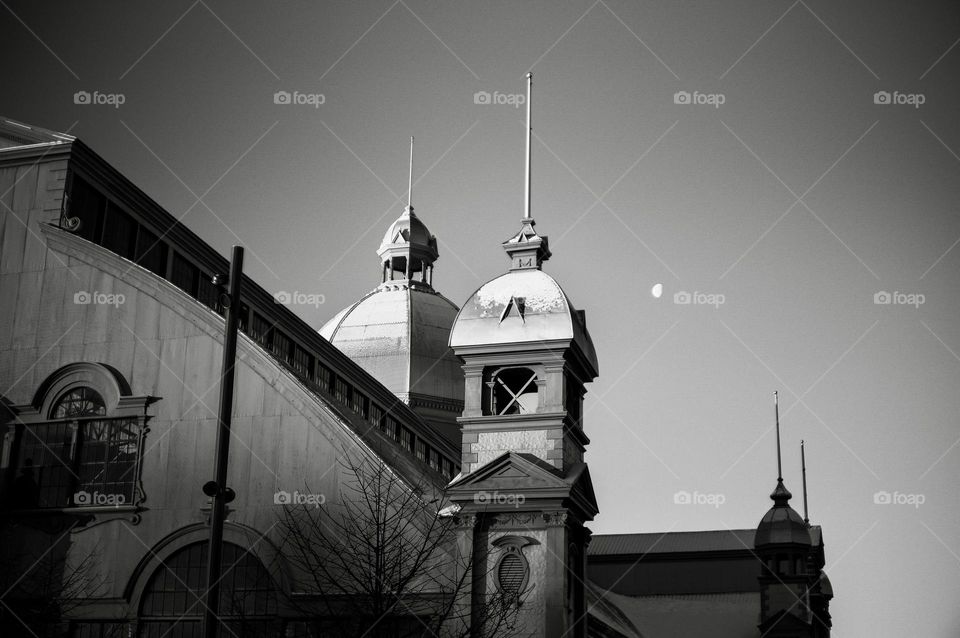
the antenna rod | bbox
[524,72,532,220]
[774,391,782,481]
[407,136,414,212]
[801,440,810,524]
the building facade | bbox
[0,116,831,637]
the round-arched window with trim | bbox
[138,541,278,636]
[50,386,106,419]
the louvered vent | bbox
[498,554,525,595]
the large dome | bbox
[450,269,598,375]
[320,281,463,423]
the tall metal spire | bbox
[501,72,550,270]
[774,390,782,481]
[801,440,810,525]
[406,135,414,215]
[523,71,532,220]
[769,390,792,506]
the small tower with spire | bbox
[377,136,439,286]
[320,137,464,442]
[754,392,831,637]
[446,72,598,638]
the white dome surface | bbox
[450,269,598,373]
[320,283,463,404]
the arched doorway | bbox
[137,541,278,637]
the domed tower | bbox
[320,138,464,442]
[755,393,830,637]
[446,74,598,638]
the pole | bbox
[774,390,782,481]
[801,440,809,525]
[523,71,532,220]
[203,245,244,638]
[408,135,414,213]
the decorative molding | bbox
[543,511,568,528]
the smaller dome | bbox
[754,480,812,547]
[450,269,598,376]
[378,209,437,260]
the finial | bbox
[523,72,532,221]
[801,440,810,525]
[774,390,782,481]
[406,135,414,216]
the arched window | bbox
[138,542,278,637]
[4,364,152,511]
[486,367,540,415]
[50,386,106,418]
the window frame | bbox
[2,366,154,513]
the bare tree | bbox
[0,520,104,638]
[274,453,523,638]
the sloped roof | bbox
[590,529,757,556]
[590,525,823,557]
[591,589,760,638]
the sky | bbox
[2,1,959,635]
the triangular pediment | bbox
[449,452,567,494]
[447,452,599,519]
